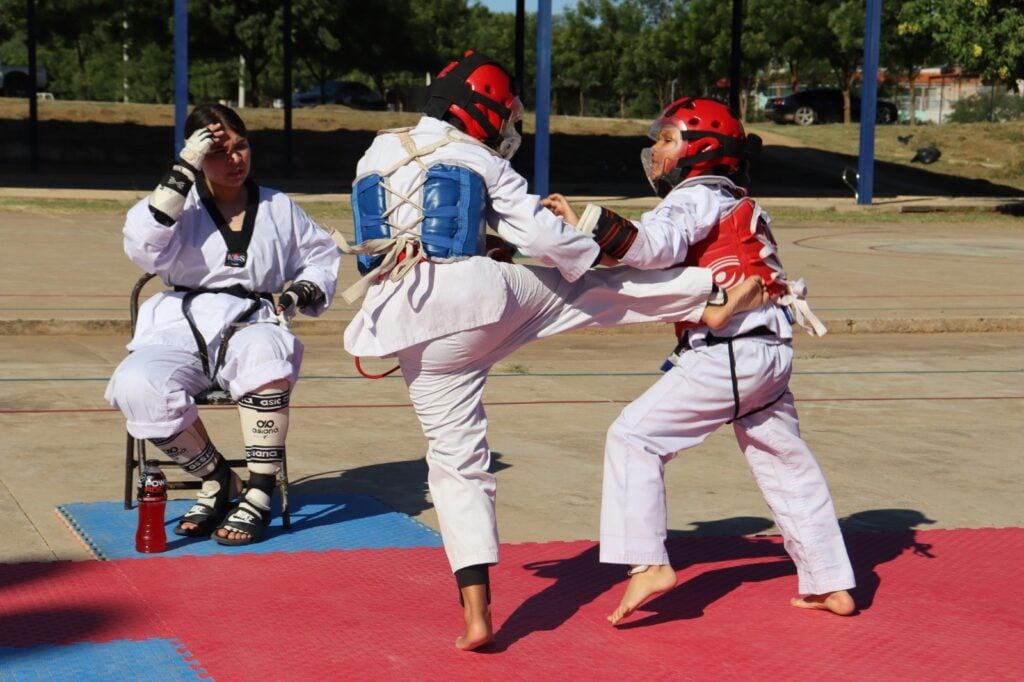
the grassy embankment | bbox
[2,98,1022,224]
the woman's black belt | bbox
[175,285,275,378]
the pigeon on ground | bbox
[897,134,914,144]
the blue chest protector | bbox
[351,163,488,275]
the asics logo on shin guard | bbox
[182,444,217,474]
[238,392,290,411]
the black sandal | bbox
[172,463,241,537]
[212,497,271,546]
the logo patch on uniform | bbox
[225,251,248,267]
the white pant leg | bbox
[734,389,856,595]
[105,346,210,439]
[399,338,498,573]
[217,323,304,398]
[599,348,737,565]
[501,263,713,344]
[395,262,715,573]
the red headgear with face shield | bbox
[425,51,523,159]
[642,97,758,197]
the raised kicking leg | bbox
[608,564,679,625]
[791,590,856,616]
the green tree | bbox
[191,2,284,107]
[749,0,832,94]
[291,0,345,99]
[554,1,607,116]
[820,0,867,124]
[408,0,476,75]
[31,0,121,100]
[929,0,1024,91]
[883,0,943,126]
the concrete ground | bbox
[1,199,1022,564]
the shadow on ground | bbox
[288,451,511,519]
[488,507,938,651]
[2,119,1020,199]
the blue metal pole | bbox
[534,0,552,196]
[857,0,882,205]
[173,0,188,155]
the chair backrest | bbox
[129,272,159,336]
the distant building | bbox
[757,67,1019,124]
[897,67,979,124]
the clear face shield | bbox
[640,118,684,195]
[497,96,524,160]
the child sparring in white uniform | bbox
[340,53,767,650]
[549,97,856,623]
[106,104,339,546]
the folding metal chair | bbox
[121,272,291,528]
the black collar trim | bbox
[197,177,259,266]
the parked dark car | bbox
[0,61,48,97]
[292,80,386,110]
[765,88,898,125]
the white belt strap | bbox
[778,277,828,337]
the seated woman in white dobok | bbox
[106,104,340,546]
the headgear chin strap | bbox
[424,52,512,149]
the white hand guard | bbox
[148,128,216,226]
[178,127,216,172]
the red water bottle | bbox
[135,459,168,553]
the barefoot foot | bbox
[790,589,856,616]
[455,584,493,651]
[608,564,678,625]
[701,276,770,329]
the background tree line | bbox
[1,0,1021,122]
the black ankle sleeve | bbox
[455,564,490,588]
[248,472,276,495]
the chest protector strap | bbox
[332,130,488,304]
[329,130,485,303]
[682,197,827,336]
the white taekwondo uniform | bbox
[106,182,340,440]
[599,176,855,596]
[345,116,717,573]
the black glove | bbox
[277,280,324,319]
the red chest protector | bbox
[683,196,787,297]
[673,196,790,339]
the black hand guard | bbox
[279,280,324,312]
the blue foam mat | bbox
[0,638,206,680]
[57,494,441,560]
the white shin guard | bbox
[238,385,290,490]
[149,423,219,477]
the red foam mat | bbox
[1,528,1020,680]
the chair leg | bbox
[124,432,136,509]
[279,454,291,530]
